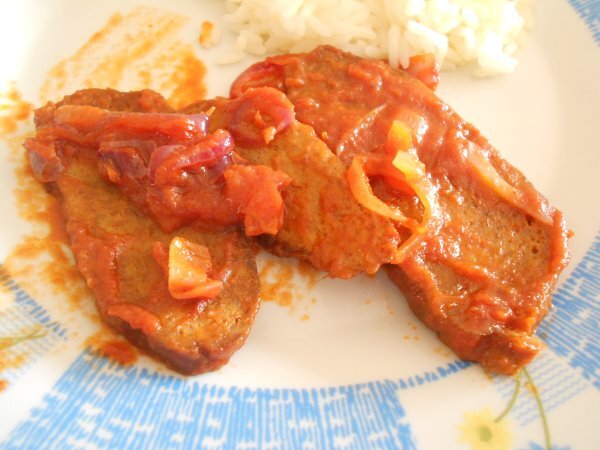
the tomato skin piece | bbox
[26,100,292,236]
[404,54,440,91]
[224,164,292,237]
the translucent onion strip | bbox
[467,150,553,226]
[391,150,440,235]
[347,120,442,264]
[347,153,412,223]
[167,237,223,300]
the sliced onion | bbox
[225,87,295,148]
[388,121,441,236]
[147,145,185,181]
[392,151,441,235]
[347,154,411,223]
[466,150,553,226]
[167,237,222,300]
[348,121,440,232]
[230,60,287,98]
[99,140,154,181]
[52,105,208,147]
[188,114,209,135]
[23,137,63,182]
[392,150,424,180]
[151,130,234,186]
[347,120,442,263]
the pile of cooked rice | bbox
[219,0,534,76]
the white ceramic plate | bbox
[0,1,598,449]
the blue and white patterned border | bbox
[567,0,600,43]
[492,231,600,426]
[1,346,474,449]
[0,265,67,386]
[3,350,417,449]
[1,1,599,448]
[538,233,600,388]
[6,228,599,448]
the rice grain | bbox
[221,0,534,75]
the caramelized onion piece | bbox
[24,105,209,182]
[167,237,223,300]
[23,138,63,182]
[347,153,413,223]
[224,87,295,148]
[391,151,440,235]
[385,120,413,156]
[98,140,155,183]
[230,61,288,98]
[388,121,440,232]
[51,105,209,145]
[150,130,234,186]
[466,149,553,226]
[348,121,440,234]
[347,120,442,263]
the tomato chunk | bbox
[224,164,291,236]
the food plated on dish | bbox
[4,1,600,448]
[23,42,569,375]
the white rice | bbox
[220,0,534,76]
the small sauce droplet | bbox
[86,328,139,366]
[259,259,296,307]
[199,21,215,48]
[99,340,139,366]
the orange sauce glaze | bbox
[0,379,7,393]
[2,7,210,368]
[100,340,139,366]
[163,47,207,110]
[39,7,207,109]
[2,134,91,312]
[86,329,139,366]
